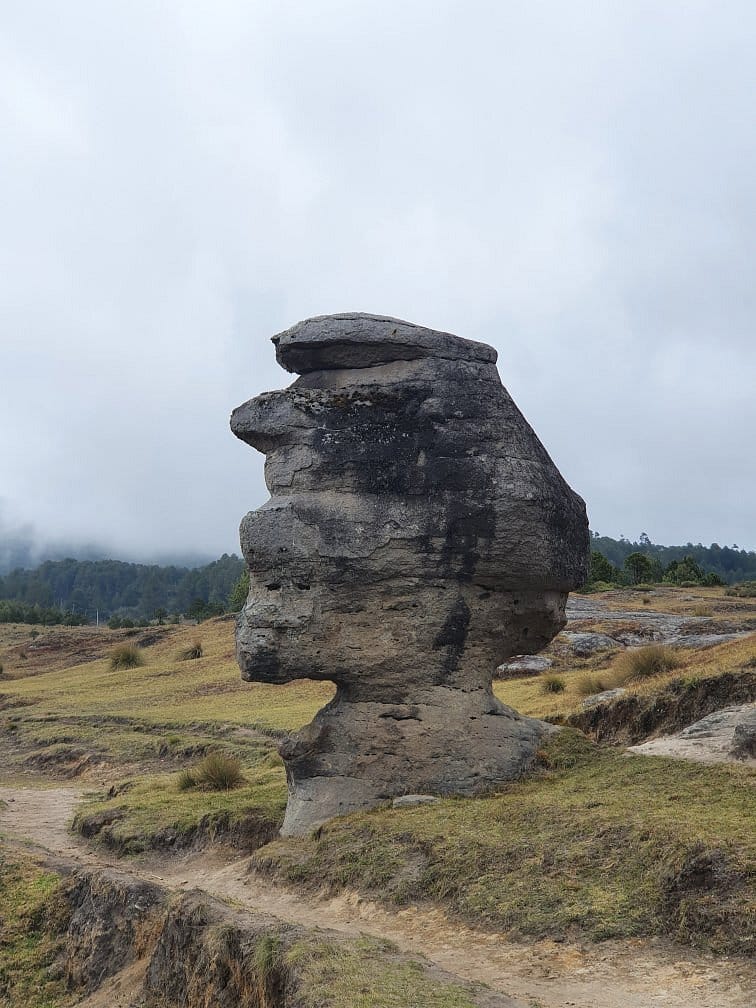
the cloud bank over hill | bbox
[1,2,754,556]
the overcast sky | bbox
[1,1,754,563]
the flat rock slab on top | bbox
[232,313,589,835]
[272,312,498,373]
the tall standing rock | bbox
[231,313,589,835]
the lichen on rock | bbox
[231,313,589,835]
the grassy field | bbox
[0,619,333,732]
[3,604,753,729]
[1,588,754,955]
[497,634,756,720]
[72,757,287,853]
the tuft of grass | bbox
[541,675,566,693]
[174,754,247,792]
[109,643,145,671]
[176,768,196,791]
[193,753,246,790]
[575,673,612,696]
[176,640,203,661]
[612,645,682,683]
[74,759,286,853]
[693,604,714,617]
[254,933,283,983]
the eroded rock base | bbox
[279,688,552,835]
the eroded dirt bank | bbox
[1,784,753,1008]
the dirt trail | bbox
[1,784,753,1008]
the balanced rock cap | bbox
[272,312,498,374]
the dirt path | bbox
[1,784,753,1008]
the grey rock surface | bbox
[231,313,589,835]
[496,655,553,678]
[628,703,756,766]
[392,794,440,807]
[561,631,620,656]
[672,632,746,649]
[581,687,627,709]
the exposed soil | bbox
[1,783,753,1008]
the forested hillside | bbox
[1,533,754,626]
[0,554,244,622]
[591,534,756,584]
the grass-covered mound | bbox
[281,935,484,1008]
[254,730,755,955]
[73,751,287,854]
[0,848,68,1008]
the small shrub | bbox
[109,644,145,671]
[576,674,611,696]
[541,675,566,694]
[176,769,196,791]
[254,934,283,994]
[587,580,615,593]
[612,645,681,684]
[642,596,650,605]
[692,604,713,617]
[176,640,203,661]
[192,753,245,790]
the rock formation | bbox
[231,313,589,835]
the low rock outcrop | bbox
[231,313,589,834]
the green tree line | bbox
[589,533,756,585]
[0,554,245,623]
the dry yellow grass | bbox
[2,591,753,731]
[494,634,755,719]
[0,619,332,733]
